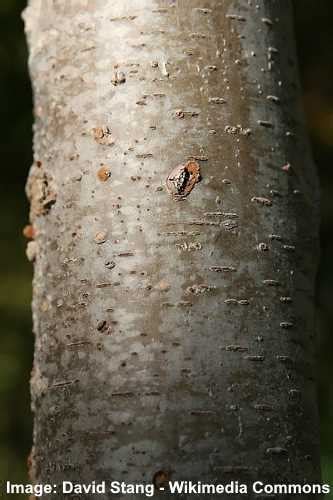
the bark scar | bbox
[26,163,57,218]
[166,160,201,200]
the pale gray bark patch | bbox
[24,0,321,498]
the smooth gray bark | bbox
[24,0,321,498]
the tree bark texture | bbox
[24,0,321,498]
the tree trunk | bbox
[24,0,321,498]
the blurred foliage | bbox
[0,0,33,497]
[0,0,332,496]
[294,1,333,491]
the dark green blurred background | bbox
[0,0,332,496]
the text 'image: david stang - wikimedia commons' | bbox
[5,480,332,497]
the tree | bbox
[23,0,321,497]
